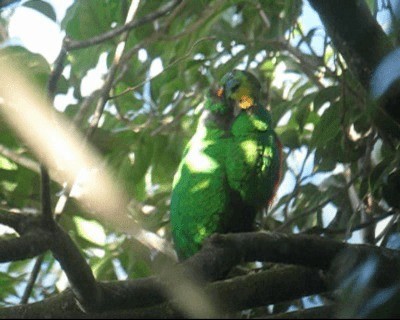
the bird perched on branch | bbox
[170,70,282,260]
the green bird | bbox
[170,70,282,260]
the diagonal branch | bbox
[308,0,392,89]
[308,0,400,130]
[49,224,101,312]
[0,211,101,311]
[64,0,182,51]
[86,0,141,138]
[20,255,45,304]
[110,36,217,100]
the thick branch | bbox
[0,265,326,318]
[207,265,326,312]
[185,232,400,281]
[2,230,399,316]
[0,210,27,231]
[308,0,400,127]
[47,48,67,101]
[308,0,393,89]
[49,224,101,312]
[0,232,51,262]
[0,212,100,311]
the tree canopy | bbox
[0,0,400,318]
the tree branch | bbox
[85,0,141,138]
[0,209,28,231]
[2,230,400,317]
[308,0,392,89]
[0,265,326,318]
[0,211,100,311]
[49,224,101,312]
[39,164,53,228]
[0,232,51,262]
[207,265,326,313]
[184,232,400,280]
[308,0,400,129]
[64,0,182,51]
[20,255,45,304]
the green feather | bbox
[170,70,282,260]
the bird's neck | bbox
[202,109,235,133]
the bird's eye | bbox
[226,78,240,93]
[231,84,240,92]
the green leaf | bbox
[92,255,117,281]
[62,0,125,40]
[23,0,57,22]
[295,92,315,131]
[278,128,300,149]
[313,86,340,112]
[310,102,341,148]
[73,216,106,247]
[0,272,19,300]
[364,0,376,15]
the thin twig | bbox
[72,89,101,127]
[375,212,400,244]
[277,173,361,231]
[86,0,142,138]
[276,41,325,89]
[47,48,67,100]
[20,255,45,304]
[304,210,396,236]
[64,0,182,51]
[109,36,217,100]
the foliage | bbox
[0,0,400,318]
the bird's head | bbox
[206,70,262,114]
[219,70,261,115]
[204,70,268,131]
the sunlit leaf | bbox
[73,216,106,247]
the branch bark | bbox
[308,0,400,129]
[0,265,326,319]
[184,231,400,281]
[308,0,393,89]
[2,229,400,317]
